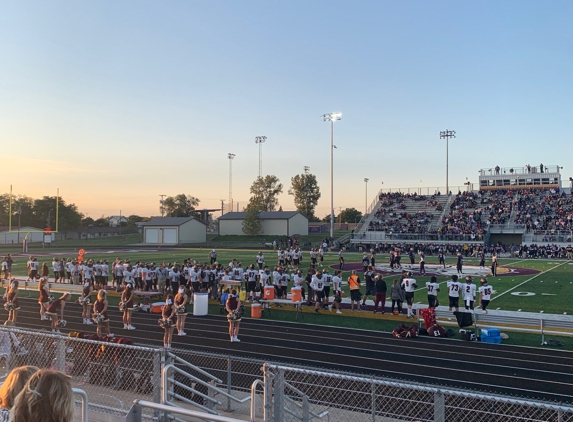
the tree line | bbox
[0,171,363,236]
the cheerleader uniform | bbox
[121,291,134,310]
[162,305,176,326]
[81,286,91,305]
[6,290,20,310]
[94,300,109,322]
[45,298,62,316]
[175,294,188,316]
[226,295,241,322]
[38,286,50,306]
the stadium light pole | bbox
[364,178,369,215]
[439,130,456,195]
[255,136,267,178]
[228,153,235,212]
[304,166,310,174]
[322,112,342,239]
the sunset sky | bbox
[1,1,572,219]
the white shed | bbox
[218,211,308,236]
[140,217,206,244]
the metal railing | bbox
[126,399,247,422]
[72,388,89,422]
[264,363,573,422]
[479,165,561,176]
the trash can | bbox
[193,293,209,316]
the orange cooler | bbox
[264,286,275,300]
[291,288,302,302]
[251,303,263,318]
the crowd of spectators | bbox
[369,192,444,234]
[513,189,573,233]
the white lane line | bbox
[491,261,569,301]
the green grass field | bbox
[4,248,572,314]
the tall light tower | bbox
[255,136,267,178]
[321,112,342,239]
[364,178,369,215]
[159,194,166,217]
[228,153,235,212]
[439,129,456,195]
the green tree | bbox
[248,175,283,212]
[32,196,83,233]
[163,194,200,218]
[339,208,363,223]
[242,204,263,235]
[288,173,321,221]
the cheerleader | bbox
[225,289,242,342]
[161,295,176,348]
[120,284,135,330]
[5,279,20,323]
[45,292,71,334]
[92,290,113,338]
[80,281,93,325]
[174,286,189,336]
[37,277,51,320]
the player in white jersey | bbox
[277,250,285,266]
[292,269,305,301]
[52,259,60,282]
[256,252,265,270]
[330,270,343,313]
[426,276,440,308]
[189,265,202,293]
[321,269,332,308]
[258,267,271,289]
[310,270,325,314]
[478,278,492,313]
[400,272,417,318]
[462,276,477,310]
[309,248,318,268]
[123,266,136,287]
[293,248,302,270]
[83,262,95,285]
[101,261,109,287]
[245,265,258,302]
[168,266,181,292]
[447,274,463,311]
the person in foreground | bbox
[0,365,39,422]
[10,368,74,422]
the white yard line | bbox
[490,261,569,301]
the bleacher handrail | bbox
[72,388,89,422]
[126,400,247,422]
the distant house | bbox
[140,217,206,244]
[218,211,308,236]
[108,216,128,227]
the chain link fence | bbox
[0,327,164,420]
[265,364,573,422]
[1,327,572,422]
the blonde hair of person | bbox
[11,369,74,422]
[97,289,106,300]
[0,365,39,410]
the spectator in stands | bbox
[0,365,39,422]
[495,165,500,174]
[11,368,75,422]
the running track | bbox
[12,298,573,404]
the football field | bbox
[5,248,573,315]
